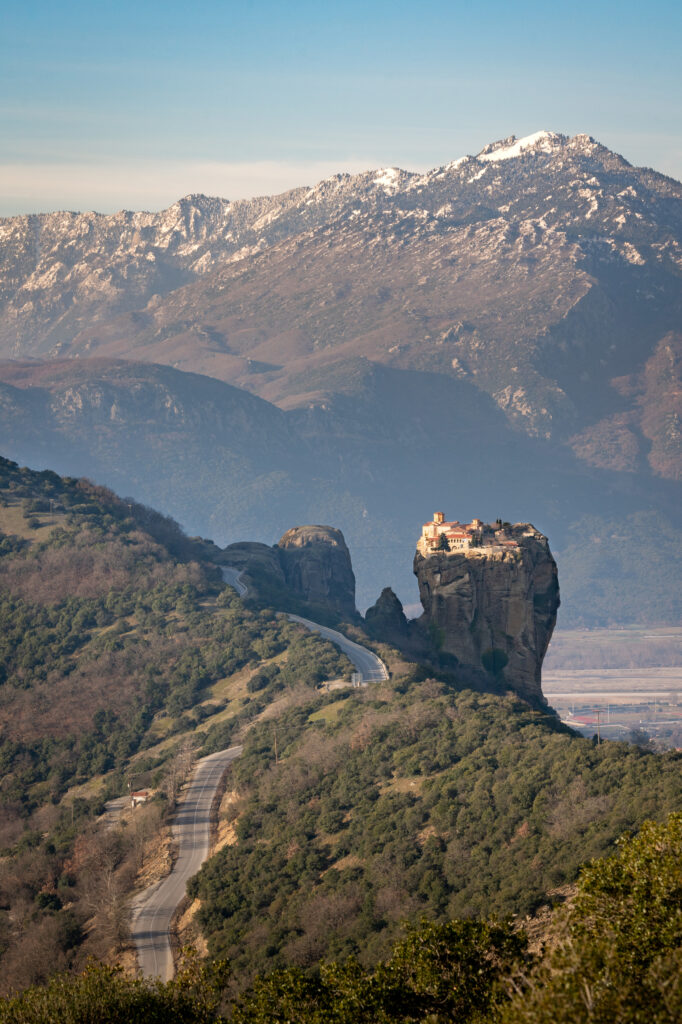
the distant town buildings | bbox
[417,512,524,556]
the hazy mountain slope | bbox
[2,132,680,479]
[1,356,679,623]
[0,358,307,537]
[1,131,680,624]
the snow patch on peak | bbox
[478,130,564,163]
[407,158,469,189]
[467,166,488,184]
[568,133,598,150]
[373,167,401,191]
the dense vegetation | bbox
[501,811,682,1023]
[2,811,681,1023]
[0,952,230,1024]
[0,458,348,823]
[190,677,681,988]
[0,456,351,992]
[2,454,681,1016]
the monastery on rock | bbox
[417,512,522,556]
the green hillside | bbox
[3,811,680,1023]
[1,454,680,1008]
[0,456,351,991]
[190,676,681,989]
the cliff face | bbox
[219,541,286,583]
[365,586,409,641]
[222,526,357,618]
[414,525,559,701]
[276,525,357,617]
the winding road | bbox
[220,566,388,683]
[131,746,242,980]
[287,613,388,682]
[219,565,248,598]
[131,565,386,979]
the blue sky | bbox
[1,0,681,214]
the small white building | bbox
[131,789,152,808]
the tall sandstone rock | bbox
[276,525,357,617]
[413,524,559,701]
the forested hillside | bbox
[2,811,681,1023]
[1,455,680,1009]
[0,456,351,991]
[190,676,682,990]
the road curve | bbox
[287,613,388,682]
[219,565,248,597]
[131,568,387,980]
[131,568,386,979]
[131,745,242,981]
[220,567,388,683]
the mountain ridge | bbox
[1,130,680,622]
[2,130,679,479]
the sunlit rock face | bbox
[277,525,357,617]
[222,525,357,617]
[413,521,559,701]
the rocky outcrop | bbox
[276,525,356,617]
[219,541,286,584]
[365,587,409,642]
[414,524,559,701]
[222,528,357,617]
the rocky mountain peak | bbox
[1,130,681,483]
[476,129,566,162]
[276,525,357,617]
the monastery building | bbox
[417,512,522,556]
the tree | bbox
[232,919,526,1024]
[0,951,229,1024]
[377,918,527,1022]
[161,740,196,809]
[501,812,682,1024]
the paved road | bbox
[219,565,248,597]
[287,613,388,682]
[131,568,387,979]
[131,569,387,980]
[220,566,388,683]
[131,746,242,981]
[101,795,130,830]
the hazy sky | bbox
[2,0,681,214]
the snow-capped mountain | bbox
[1,131,681,479]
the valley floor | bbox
[544,627,682,747]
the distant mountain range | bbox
[1,131,680,622]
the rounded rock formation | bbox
[277,525,357,617]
